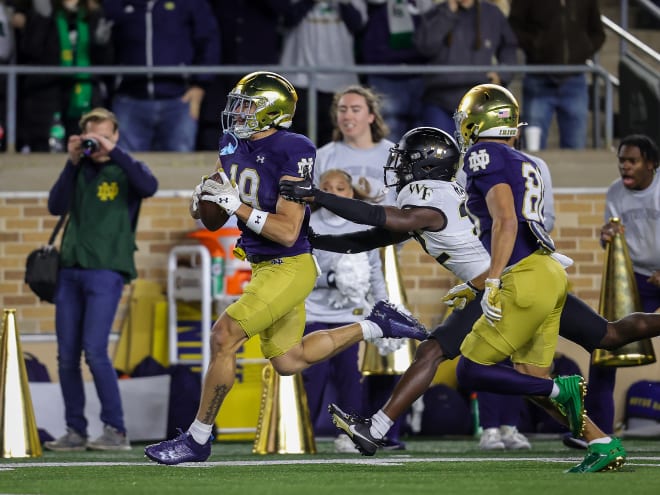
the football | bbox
[198,171,230,231]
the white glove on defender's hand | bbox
[441,281,479,310]
[334,252,371,304]
[373,337,405,356]
[481,278,502,325]
[201,171,241,215]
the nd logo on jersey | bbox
[468,149,490,172]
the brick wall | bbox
[1,191,609,333]
[4,190,660,428]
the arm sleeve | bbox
[109,147,159,198]
[315,190,387,227]
[311,227,410,253]
[47,161,78,216]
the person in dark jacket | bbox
[196,0,288,150]
[357,0,434,142]
[45,107,158,452]
[103,0,219,151]
[12,0,113,151]
[509,0,606,149]
[413,0,518,135]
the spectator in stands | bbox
[602,134,660,313]
[509,0,606,150]
[11,0,113,152]
[581,134,660,441]
[413,0,518,136]
[315,85,395,203]
[197,0,288,150]
[357,0,434,142]
[45,107,158,451]
[280,0,366,145]
[103,0,219,152]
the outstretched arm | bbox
[311,227,410,253]
[280,179,446,232]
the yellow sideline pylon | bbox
[252,363,316,454]
[592,217,656,367]
[0,309,42,458]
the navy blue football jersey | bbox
[462,141,554,265]
[217,130,315,258]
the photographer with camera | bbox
[45,107,158,451]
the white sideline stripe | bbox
[1,456,660,470]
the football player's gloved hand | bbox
[201,171,241,215]
[441,281,479,310]
[481,278,502,325]
[189,176,206,219]
[279,178,317,204]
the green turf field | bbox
[1,437,659,495]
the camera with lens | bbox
[81,137,100,155]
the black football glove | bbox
[279,178,318,204]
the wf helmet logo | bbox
[468,149,490,172]
[97,181,119,201]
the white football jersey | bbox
[396,179,490,282]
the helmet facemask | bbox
[383,145,415,193]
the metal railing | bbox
[620,0,660,55]
[0,62,614,150]
[604,12,660,63]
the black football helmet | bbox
[384,127,461,192]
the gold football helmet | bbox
[222,71,297,139]
[453,84,520,152]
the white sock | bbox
[369,409,394,439]
[589,436,612,445]
[549,382,560,398]
[360,320,383,341]
[188,419,213,445]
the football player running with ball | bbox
[280,115,660,472]
[144,72,428,465]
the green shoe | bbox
[552,375,587,437]
[566,438,626,473]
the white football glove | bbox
[481,278,502,325]
[201,171,241,215]
[441,281,479,310]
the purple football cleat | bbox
[144,430,211,465]
[366,300,428,340]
